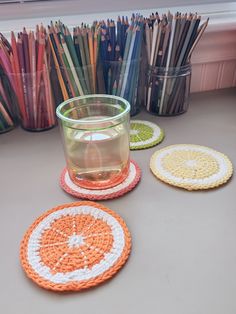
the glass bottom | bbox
[145,107,188,117]
[21,124,56,132]
[130,106,141,117]
[0,125,15,134]
[68,160,130,190]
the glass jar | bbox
[145,64,191,116]
[9,68,56,132]
[56,94,130,190]
[101,59,142,116]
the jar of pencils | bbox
[145,64,191,116]
[10,68,56,131]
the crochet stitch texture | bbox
[150,144,233,190]
[130,120,164,150]
[20,201,131,291]
[60,160,141,200]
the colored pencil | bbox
[144,12,209,115]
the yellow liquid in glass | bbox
[64,116,130,189]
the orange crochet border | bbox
[20,201,132,292]
[60,160,141,200]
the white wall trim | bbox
[0,2,236,37]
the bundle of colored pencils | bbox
[98,15,144,115]
[0,11,209,131]
[49,17,144,115]
[48,21,102,99]
[145,12,209,115]
[7,26,56,131]
[98,17,128,95]
[0,33,18,133]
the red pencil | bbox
[17,33,29,124]
[30,31,37,127]
[11,31,26,120]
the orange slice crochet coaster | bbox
[60,160,141,200]
[20,201,131,292]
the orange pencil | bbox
[0,41,15,90]
[93,30,98,92]
[0,101,14,126]
[43,49,55,126]
[51,25,75,98]
[88,29,95,93]
[40,64,50,126]
[48,28,68,100]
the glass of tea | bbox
[56,95,130,190]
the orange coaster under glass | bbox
[60,160,141,200]
[20,201,131,292]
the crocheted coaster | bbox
[130,120,164,150]
[60,160,141,200]
[20,201,131,292]
[150,144,233,190]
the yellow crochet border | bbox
[150,144,233,191]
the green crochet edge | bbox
[130,122,165,150]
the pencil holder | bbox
[10,68,56,131]
[58,60,142,117]
[145,63,191,116]
[0,71,19,134]
[56,94,130,190]
[60,64,98,97]
[102,59,142,116]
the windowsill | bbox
[0,2,236,38]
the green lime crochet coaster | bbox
[130,120,164,150]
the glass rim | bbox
[103,57,142,64]
[56,94,131,124]
[148,63,191,72]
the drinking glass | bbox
[56,94,130,190]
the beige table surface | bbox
[1,88,236,314]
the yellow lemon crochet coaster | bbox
[130,120,164,150]
[20,201,131,292]
[150,144,233,190]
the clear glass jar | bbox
[54,59,142,117]
[56,94,130,190]
[9,69,56,132]
[145,64,191,116]
[101,59,142,116]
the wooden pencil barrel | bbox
[145,64,192,116]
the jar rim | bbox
[148,63,191,73]
[56,94,131,124]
